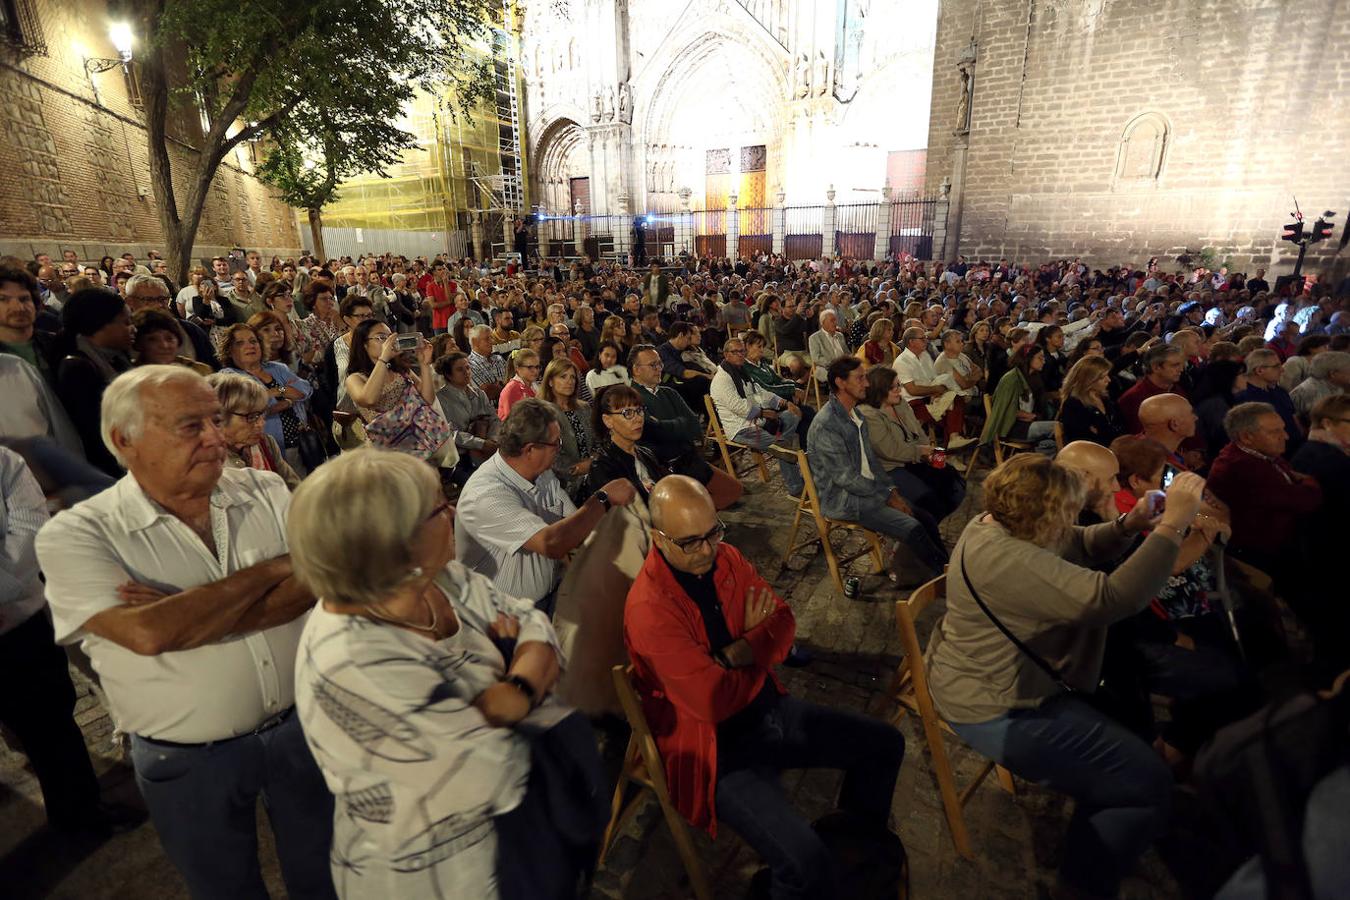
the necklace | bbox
[366,587,441,635]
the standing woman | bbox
[185,274,228,338]
[287,449,597,900]
[497,347,541,420]
[219,323,315,474]
[926,456,1207,899]
[296,280,343,372]
[1057,356,1122,447]
[537,358,594,497]
[345,319,455,466]
[249,311,299,373]
[57,289,134,476]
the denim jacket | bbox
[805,396,893,521]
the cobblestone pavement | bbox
[1,460,1220,899]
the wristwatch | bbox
[594,488,611,511]
[505,674,538,705]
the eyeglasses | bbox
[348,312,374,321]
[518,363,541,371]
[425,500,454,523]
[658,519,727,554]
[229,410,267,423]
[605,406,644,421]
[530,439,561,450]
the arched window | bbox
[1114,113,1169,187]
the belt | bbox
[138,706,295,750]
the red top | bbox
[1118,375,1182,433]
[424,280,457,330]
[624,544,795,835]
[496,376,536,420]
[1205,442,1321,553]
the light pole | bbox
[83,21,135,106]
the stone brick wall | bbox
[0,0,300,264]
[925,0,1350,274]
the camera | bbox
[395,334,420,352]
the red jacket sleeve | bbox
[736,565,796,670]
[626,594,768,725]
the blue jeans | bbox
[130,712,336,900]
[951,694,1172,897]
[732,409,804,495]
[715,694,905,900]
[853,501,949,573]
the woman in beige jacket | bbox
[925,454,1206,899]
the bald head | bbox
[1138,392,1197,448]
[650,475,720,575]
[1056,440,1120,519]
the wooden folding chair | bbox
[601,666,713,900]
[1053,420,1065,452]
[890,574,1016,859]
[982,394,1035,465]
[771,446,886,596]
[704,395,770,484]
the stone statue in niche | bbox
[794,53,810,99]
[955,67,973,134]
[815,51,829,97]
[591,91,603,123]
[604,87,616,122]
[618,82,631,123]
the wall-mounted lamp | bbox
[85,22,134,75]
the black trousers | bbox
[0,610,102,825]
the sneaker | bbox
[784,644,814,667]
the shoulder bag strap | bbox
[958,545,1076,694]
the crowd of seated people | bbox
[1,246,1348,899]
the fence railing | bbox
[890,196,937,260]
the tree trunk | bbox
[308,207,326,260]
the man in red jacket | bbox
[624,475,905,899]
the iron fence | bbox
[889,196,937,260]
[834,202,878,258]
[784,205,824,261]
[738,207,772,257]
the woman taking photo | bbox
[219,323,315,474]
[857,367,965,525]
[498,347,541,420]
[289,449,600,899]
[537,358,594,496]
[585,340,629,395]
[206,372,301,489]
[345,319,454,465]
[926,454,1207,900]
[1057,356,1122,447]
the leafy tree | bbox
[128,0,496,281]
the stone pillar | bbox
[932,183,951,263]
[573,200,585,256]
[822,184,837,259]
[946,138,969,263]
[874,186,892,262]
[614,190,631,262]
[726,191,739,261]
[772,188,786,255]
[677,187,692,256]
[501,214,514,261]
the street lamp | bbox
[85,21,134,75]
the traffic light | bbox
[1310,217,1335,243]
[1281,220,1304,243]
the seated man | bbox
[657,322,713,408]
[894,327,971,448]
[1206,401,1321,575]
[710,336,804,495]
[629,344,742,509]
[808,356,950,581]
[1138,392,1199,471]
[1234,348,1302,452]
[455,398,637,616]
[434,351,500,476]
[625,475,905,898]
[1118,344,1186,433]
[467,324,508,403]
[807,309,849,383]
[742,331,815,449]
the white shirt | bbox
[585,365,629,396]
[933,352,977,398]
[295,564,564,899]
[0,447,48,637]
[848,407,875,480]
[36,468,306,743]
[893,347,957,402]
[455,454,576,603]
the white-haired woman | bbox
[207,373,301,490]
[925,454,1207,899]
[289,448,604,899]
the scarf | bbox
[864,340,884,365]
[721,361,749,399]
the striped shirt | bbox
[0,447,49,636]
[468,351,507,390]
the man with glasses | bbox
[456,398,636,615]
[326,296,375,403]
[1235,348,1302,452]
[624,474,905,897]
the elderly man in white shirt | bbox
[808,309,850,383]
[710,335,805,495]
[455,398,636,616]
[35,366,334,900]
[893,326,973,449]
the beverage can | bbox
[843,576,861,599]
[931,447,946,469]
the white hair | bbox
[124,273,168,298]
[100,365,210,465]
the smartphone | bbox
[1144,489,1166,517]
[1160,464,1178,491]
[395,334,420,352]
